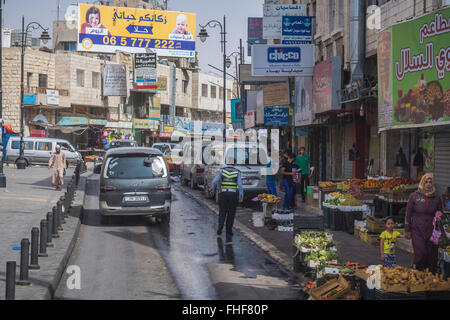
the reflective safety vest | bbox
[220,168,238,190]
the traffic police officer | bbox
[211,165,244,243]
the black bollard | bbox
[5,261,16,300]
[39,219,48,257]
[53,206,62,231]
[52,209,59,238]
[58,200,65,224]
[29,228,40,270]
[46,212,54,247]
[17,239,31,286]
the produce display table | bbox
[376,195,408,217]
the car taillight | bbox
[157,186,171,192]
[196,168,205,173]
[100,185,116,193]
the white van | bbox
[5,137,83,167]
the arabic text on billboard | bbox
[248,17,267,56]
[378,7,450,129]
[312,56,342,114]
[263,4,307,39]
[103,64,127,96]
[282,16,312,44]
[264,106,289,126]
[78,4,196,58]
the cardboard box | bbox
[306,186,320,208]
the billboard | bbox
[103,64,128,96]
[282,16,312,44]
[378,7,450,130]
[294,76,313,126]
[264,106,289,127]
[78,4,196,58]
[134,52,157,89]
[263,4,307,39]
[263,83,290,107]
[247,17,267,56]
[312,56,342,114]
[251,44,314,77]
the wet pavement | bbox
[54,175,300,300]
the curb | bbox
[173,183,297,280]
[14,171,92,300]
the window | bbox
[11,140,34,150]
[92,72,100,89]
[63,42,76,51]
[182,80,188,93]
[27,73,32,89]
[36,141,52,151]
[38,74,47,88]
[58,142,74,152]
[105,155,167,179]
[76,69,85,87]
[201,84,208,97]
[210,85,217,99]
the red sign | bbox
[159,132,172,138]
[30,129,46,137]
[312,56,341,114]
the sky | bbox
[2,0,264,78]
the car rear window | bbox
[105,155,167,179]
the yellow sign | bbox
[164,125,174,133]
[149,96,161,120]
[78,4,196,58]
[157,77,167,91]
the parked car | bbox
[96,147,171,224]
[109,140,137,149]
[203,141,269,203]
[151,142,177,153]
[180,141,209,189]
[5,137,83,167]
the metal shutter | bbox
[343,124,353,179]
[434,131,450,195]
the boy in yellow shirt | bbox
[379,217,405,268]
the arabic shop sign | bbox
[281,16,312,45]
[103,64,128,96]
[78,4,196,58]
[263,4,307,39]
[247,17,267,56]
[264,106,289,127]
[134,52,157,89]
[312,56,342,114]
[378,7,450,130]
[251,44,314,77]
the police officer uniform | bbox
[211,166,244,243]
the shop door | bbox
[343,124,353,179]
[434,131,450,195]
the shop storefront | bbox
[133,118,150,146]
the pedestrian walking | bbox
[48,145,66,191]
[405,173,443,273]
[281,152,296,210]
[294,147,311,203]
[379,217,405,268]
[210,166,244,244]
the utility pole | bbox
[0,0,6,187]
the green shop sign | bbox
[378,7,450,130]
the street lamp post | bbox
[198,16,228,143]
[16,16,50,169]
[0,0,6,187]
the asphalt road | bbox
[54,175,300,300]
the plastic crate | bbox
[375,289,426,300]
[331,210,345,231]
[294,214,324,231]
[344,211,363,234]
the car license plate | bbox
[124,196,148,202]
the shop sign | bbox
[46,89,59,106]
[312,56,342,114]
[24,94,37,105]
[134,52,157,89]
[57,116,89,126]
[263,4,307,39]
[294,76,313,126]
[281,16,312,44]
[133,118,149,129]
[105,121,133,129]
[174,116,191,131]
[156,77,167,90]
[247,17,267,56]
[89,119,107,126]
[231,99,244,121]
[77,4,196,58]
[30,129,46,137]
[378,7,450,130]
[263,83,290,107]
[103,64,128,96]
[251,44,314,77]
[163,125,174,133]
[149,96,161,120]
[240,64,289,84]
[244,111,255,129]
[160,132,172,138]
[264,106,289,126]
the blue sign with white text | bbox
[264,107,289,127]
[282,16,312,45]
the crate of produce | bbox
[366,217,386,233]
[344,211,363,235]
[359,229,367,242]
[319,181,337,192]
[366,233,380,246]
[354,227,360,239]
[294,214,324,232]
[360,186,382,194]
[310,275,350,300]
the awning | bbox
[32,114,49,124]
[29,121,88,133]
[57,116,89,126]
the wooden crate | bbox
[367,233,380,246]
[366,219,385,233]
[310,275,350,300]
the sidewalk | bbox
[0,166,76,298]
